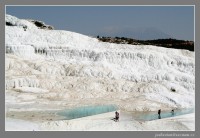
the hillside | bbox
[98,36,194,51]
[5,14,195,130]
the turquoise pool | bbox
[132,108,194,121]
[57,105,118,120]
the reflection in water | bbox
[158,114,161,119]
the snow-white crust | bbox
[5,14,195,113]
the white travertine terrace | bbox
[5,15,195,131]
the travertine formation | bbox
[5,14,195,112]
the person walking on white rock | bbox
[115,111,119,122]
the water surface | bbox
[132,108,194,121]
[57,105,118,120]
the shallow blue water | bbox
[57,105,118,120]
[134,108,194,121]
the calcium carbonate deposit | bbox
[5,14,195,131]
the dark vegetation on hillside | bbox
[97,36,194,51]
[6,20,54,30]
[6,22,14,26]
[28,20,54,30]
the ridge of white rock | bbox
[5,14,195,113]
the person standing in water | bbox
[158,109,161,119]
[171,109,174,116]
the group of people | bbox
[158,109,175,119]
[113,109,175,122]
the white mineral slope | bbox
[5,112,195,131]
[40,112,195,131]
[5,15,195,130]
[143,112,195,130]
[6,118,40,131]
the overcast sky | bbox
[6,6,194,41]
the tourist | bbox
[115,111,119,122]
[171,109,174,116]
[158,109,161,119]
